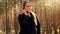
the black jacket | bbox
[18,13,40,34]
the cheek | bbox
[25,7,28,10]
[28,7,32,10]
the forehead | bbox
[25,2,31,6]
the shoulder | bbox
[18,13,24,19]
[31,12,36,16]
[31,12,37,17]
[31,12,39,19]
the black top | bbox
[18,13,40,34]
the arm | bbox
[18,14,23,33]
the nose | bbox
[28,6,32,9]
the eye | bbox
[26,6,29,7]
[26,5,31,7]
[30,5,31,7]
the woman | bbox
[18,1,40,34]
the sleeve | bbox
[18,14,22,24]
[18,14,26,28]
[18,14,23,26]
[18,14,24,33]
[36,16,40,34]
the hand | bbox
[23,9,28,15]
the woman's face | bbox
[25,2,32,12]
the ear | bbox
[31,7,32,8]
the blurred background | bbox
[0,0,60,34]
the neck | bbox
[27,12,31,17]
